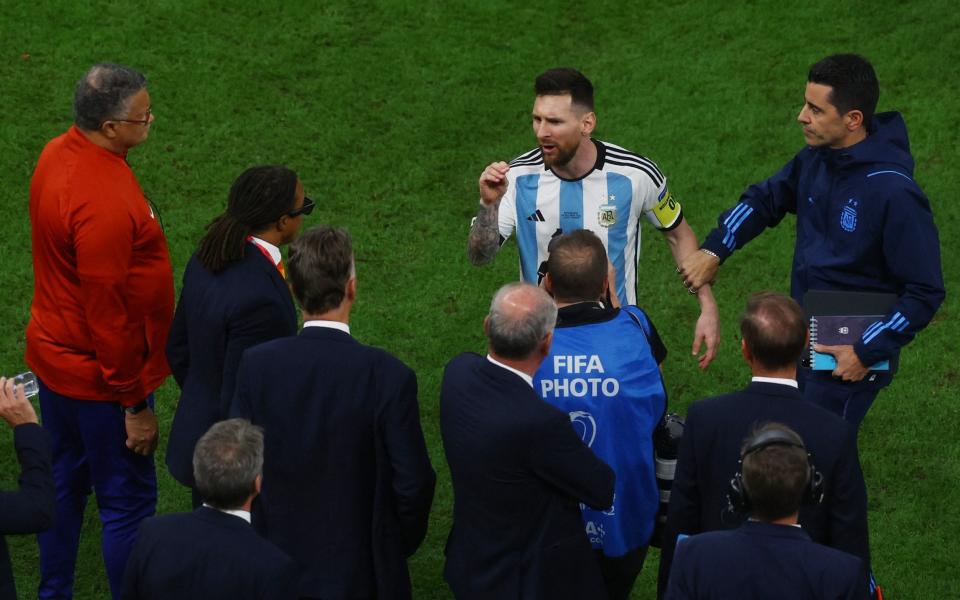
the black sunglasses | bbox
[288,196,315,218]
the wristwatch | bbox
[124,400,150,415]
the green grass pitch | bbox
[0,2,957,598]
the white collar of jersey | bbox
[544,138,604,182]
[487,355,533,388]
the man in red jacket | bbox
[27,63,174,600]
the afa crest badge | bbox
[597,204,617,228]
[840,198,858,232]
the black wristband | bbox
[124,400,149,415]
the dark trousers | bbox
[798,369,889,427]
[37,380,157,600]
[596,545,648,600]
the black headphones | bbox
[725,428,825,517]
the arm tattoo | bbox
[467,202,501,265]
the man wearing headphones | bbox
[658,292,870,597]
[664,424,869,599]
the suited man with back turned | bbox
[665,423,868,600]
[166,166,308,506]
[658,291,869,596]
[122,418,297,599]
[440,282,615,599]
[231,225,436,600]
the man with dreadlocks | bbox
[165,165,313,506]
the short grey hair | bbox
[73,63,147,131]
[193,419,264,510]
[486,282,557,359]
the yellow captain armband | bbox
[652,189,682,229]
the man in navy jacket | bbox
[658,292,869,597]
[441,282,615,599]
[679,54,945,425]
[122,419,297,599]
[231,226,435,600]
[665,424,868,600]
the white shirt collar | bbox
[203,503,251,524]
[747,517,802,528]
[303,320,351,335]
[751,376,799,389]
[249,236,282,266]
[487,355,533,388]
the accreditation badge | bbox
[597,204,617,227]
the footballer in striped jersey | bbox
[468,67,719,369]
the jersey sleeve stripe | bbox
[510,148,542,166]
[605,147,665,180]
[510,157,545,168]
[604,158,664,187]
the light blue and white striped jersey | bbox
[497,139,682,305]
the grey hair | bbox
[486,282,557,359]
[73,63,147,131]
[192,418,264,510]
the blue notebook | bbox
[809,315,890,371]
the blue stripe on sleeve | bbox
[723,206,754,249]
[722,204,749,247]
[863,312,904,344]
[723,203,749,227]
[861,321,885,340]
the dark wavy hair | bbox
[196,166,299,272]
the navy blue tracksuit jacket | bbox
[702,112,945,367]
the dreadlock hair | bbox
[197,166,299,272]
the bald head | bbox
[546,230,608,302]
[73,63,147,131]
[740,291,808,370]
[486,283,557,360]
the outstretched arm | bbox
[679,155,802,289]
[662,218,720,369]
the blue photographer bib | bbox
[533,306,667,556]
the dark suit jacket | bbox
[166,244,297,487]
[440,353,616,600]
[665,521,869,600]
[0,423,54,600]
[121,506,298,599]
[659,381,869,596]
[231,326,436,599]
